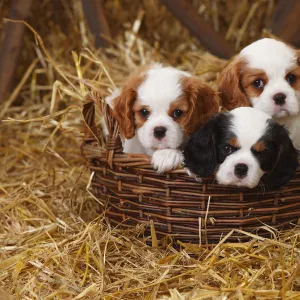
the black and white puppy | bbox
[184,107,299,190]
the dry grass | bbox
[1,0,300,299]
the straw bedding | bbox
[1,0,300,298]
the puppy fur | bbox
[184,107,299,190]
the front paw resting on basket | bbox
[152,149,183,173]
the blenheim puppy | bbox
[184,107,299,190]
[107,64,219,173]
[218,38,300,149]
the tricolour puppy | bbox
[107,64,219,173]
[218,38,300,149]
[184,107,299,190]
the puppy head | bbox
[218,38,300,119]
[113,65,219,151]
[184,107,299,190]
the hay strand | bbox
[1,1,300,299]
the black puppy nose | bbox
[234,163,248,179]
[273,93,286,106]
[153,126,167,140]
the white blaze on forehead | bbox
[231,107,271,148]
[241,38,297,73]
[137,65,190,112]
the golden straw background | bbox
[1,0,300,298]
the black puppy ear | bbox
[262,123,299,191]
[183,113,226,177]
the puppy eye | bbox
[252,79,264,89]
[286,73,296,85]
[140,109,149,118]
[252,149,265,156]
[223,144,233,155]
[173,109,183,118]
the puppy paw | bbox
[152,149,183,173]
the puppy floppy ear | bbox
[112,74,144,139]
[181,76,219,136]
[184,113,225,177]
[297,49,300,65]
[262,123,299,191]
[218,58,251,110]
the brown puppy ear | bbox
[218,58,250,110]
[181,76,220,136]
[112,74,144,139]
[297,50,300,65]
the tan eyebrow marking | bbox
[252,140,266,152]
[133,102,150,113]
[168,97,190,116]
[228,137,240,148]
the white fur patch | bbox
[123,135,148,155]
[231,107,271,148]
[152,149,183,173]
[138,66,190,108]
[241,38,297,71]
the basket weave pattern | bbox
[82,95,300,244]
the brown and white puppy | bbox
[218,38,300,149]
[106,64,219,173]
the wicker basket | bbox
[82,95,300,245]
